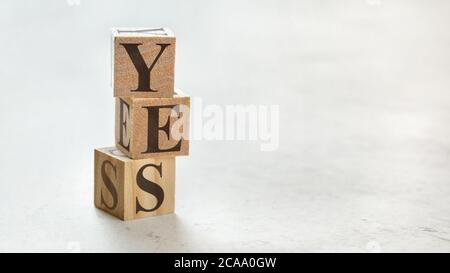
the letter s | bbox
[136,163,165,213]
[100,160,118,210]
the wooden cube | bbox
[94,147,175,221]
[112,27,175,98]
[115,90,190,159]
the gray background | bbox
[1,0,450,252]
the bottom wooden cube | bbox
[94,147,175,221]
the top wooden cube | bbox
[112,27,175,98]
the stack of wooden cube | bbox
[94,27,190,221]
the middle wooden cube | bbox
[115,91,190,159]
